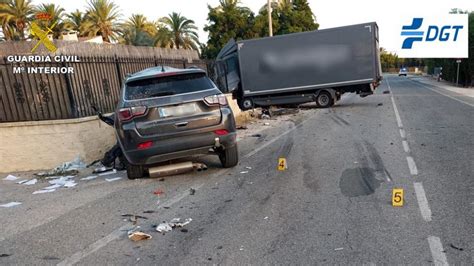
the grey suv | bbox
[115,66,238,179]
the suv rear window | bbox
[125,73,214,100]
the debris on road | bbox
[36,156,86,177]
[264,216,268,220]
[32,189,56,194]
[377,103,383,106]
[158,178,165,182]
[245,166,252,170]
[156,218,192,233]
[189,188,196,195]
[23,179,38,185]
[383,90,390,94]
[3,175,18,181]
[80,175,98,181]
[0,254,12,257]
[0,202,22,208]
[128,232,152,241]
[240,171,249,174]
[105,177,122,182]
[156,223,173,233]
[99,169,118,176]
[153,189,165,196]
[48,176,74,185]
[334,247,344,251]
[236,125,248,130]
[264,122,270,126]
[43,184,62,190]
[449,244,464,251]
[143,210,155,214]
[180,228,188,233]
[261,114,271,120]
[16,180,28,184]
[251,134,262,138]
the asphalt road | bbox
[0,75,472,265]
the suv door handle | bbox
[175,122,188,127]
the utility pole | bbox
[267,0,273,36]
[456,59,461,87]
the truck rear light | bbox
[118,106,147,121]
[204,94,228,106]
[137,141,153,150]
[214,129,229,136]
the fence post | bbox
[154,55,158,67]
[62,59,78,118]
[115,55,123,87]
[182,58,186,69]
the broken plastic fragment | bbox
[128,232,152,241]
[240,171,249,174]
[63,181,77,188]
[80,175,98,181]
[99,169,117,176]
[3,175,18,181]
[24,179,38,185]
[0,202,22,208]
[33,189,56,194]
[43,184,62,190]
[156,223,173,233]
[105,177,121,182]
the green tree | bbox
[0,0,35,40]
[158,12,199,50]
[83,0,121,42]
[203,0,255,59]
[64,9,87,36]
[254,0,318,37]
[34,3,65,38]
[119,14,156,46]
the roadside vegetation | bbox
[0,0,318,55]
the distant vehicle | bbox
[214,22,382,110]
[115,66,238,179]
[399,68,408,76]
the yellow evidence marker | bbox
[278,158,287,171]
[392,188,404,207]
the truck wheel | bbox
[316,91,333,108]
[126,163,145,179]
[242,98,254,110]
[219,145,239,168]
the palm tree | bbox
[119,14,156,46]
[159,12,199,50]
[64,9,87,36]
[34,3,65,38]
[1,0,35,40]
[83,0,121,42]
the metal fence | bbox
[0,56,211,122]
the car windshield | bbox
[125,73,214,100]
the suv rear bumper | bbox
[122,131,237,165]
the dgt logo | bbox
[397,14,468,58]
[401,18,464,49]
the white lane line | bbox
[399,129,406,139]
[414,182,432,222]
[406,156,418,175]
[402,140,410,153]
[59,116,313,265]
[427,236,449,266]
[57,182,206,266]
[415,81,474,108]
[386,79,403,128]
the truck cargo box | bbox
[214,22,382,109]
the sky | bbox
[32,0,473,53]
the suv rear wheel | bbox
[126,163,145,179]
[219,145,239,168]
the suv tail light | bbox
[204,94,228,106]
[118,106,147,121]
